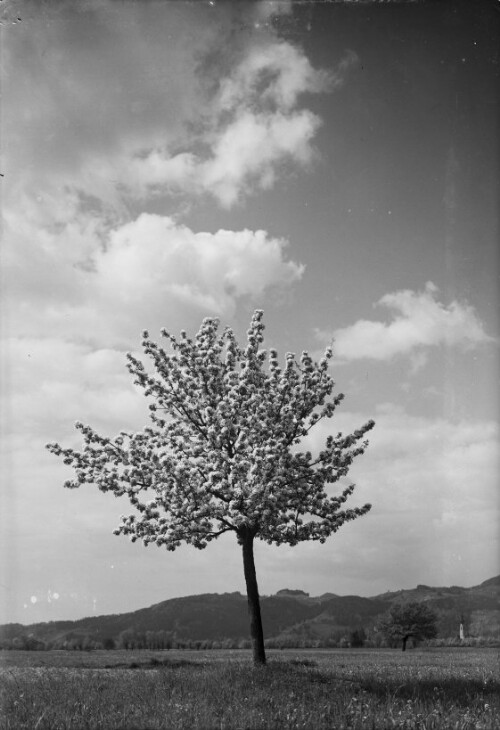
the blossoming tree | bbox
[47,311,374,665]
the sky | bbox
[1,0,499,625]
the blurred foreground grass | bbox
[1,648,499,729]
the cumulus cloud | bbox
[123,38,336,207]
[1,0,324,361]
[317,282,493,363]
[216,40,331,111]
[4,213,304,346]
[199,109,321,207]
[4,0,338,219]
[93,214,304,319]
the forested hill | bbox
[1,577,498,650]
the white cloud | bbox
[1,1,324,391]
[216,41,331,112]
[199,109,321,207]
[4,2,337,221]
[317,282,493,363]
[4,213,304,346]
[94,214,305,319]
[121,38,336,207]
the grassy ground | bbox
[1,648,499,729]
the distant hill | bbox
[1,577,498,650]
[368,577,500,639]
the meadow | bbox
[1,647,498,729]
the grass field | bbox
[1,647,499,729]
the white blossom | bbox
[47,311,374,549]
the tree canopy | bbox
[47,310,375,663]
[379,601,438,651]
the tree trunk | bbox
[239,528,266,665]
[402,634,411,652]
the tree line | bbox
[0,605,438,652]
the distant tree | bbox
[18,634,46,651]
[379,602,438,651]
[82,636,94,652]
[47,311,374,665]
[12,637,26,650]
[68,636,83,651]
[117,628,136,650]
[160,630,174,650]
[349,627,366,647]
[102,637,116,650]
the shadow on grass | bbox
[286,658,319,669]
[104,657,206,670]
[350,676,500,706]
[269,660,500,705]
